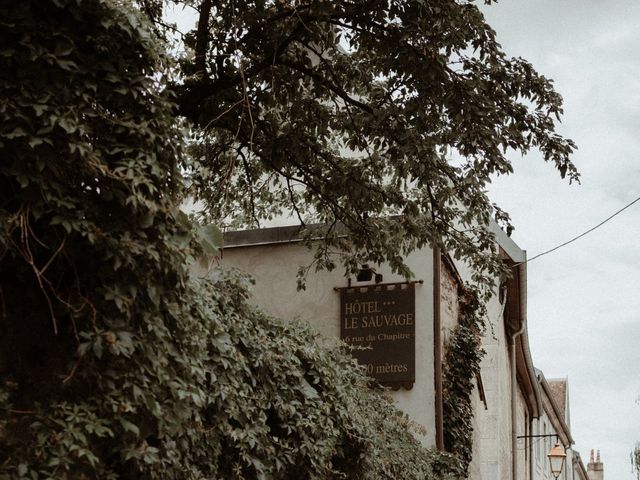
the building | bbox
[199,222,586,480]
[205,224,443,446]
[587,450,604,480]
[533,372,574,480]
[573,451,589,480]
[454,240,542,480]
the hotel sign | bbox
[339,283,415,387]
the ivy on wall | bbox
[441,290,486,476]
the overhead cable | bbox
[523,193,640,264]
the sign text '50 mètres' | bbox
[339,283,415,387]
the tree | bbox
[0,0,578,477]
[0,1,462,478]
[157,0,577,288]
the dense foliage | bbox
[153,0,577,287]
[632,443,640,480]
[1,0,579,477]
[441,292,485,476]
[0,1,462,478]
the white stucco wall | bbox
[436,249,529,480]
[516,388,530,480]
[533,415,554,480]
[208,241,437,447]
[467,282,516,480]
[440,263,459,346]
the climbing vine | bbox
[441,290,486,476]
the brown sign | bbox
[339,283,415,387]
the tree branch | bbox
[277,58,374,114]
[177,23,303,122]
[194,0,214,79]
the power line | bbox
[524,193,640,264]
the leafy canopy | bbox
[161,0,577,286]
[0,0,578,477]
[0,0,462,478]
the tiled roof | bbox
[548,379,567,417]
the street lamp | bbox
[517,434,567,479]
[547,441,567,479]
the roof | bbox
[536,371,574,446]
[224,224,316,248]
[225,218,524,254]
[547,379,567,418]
[573,451,589,480]
[501,253,542,419]
[489,220,526,263]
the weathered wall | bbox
[440,253,524,480]
[207,241,437,447]
[533,414,556,480]
[467,284,515,480]
[515,387,529,480]
[439,261,459,347]
[536,387,575,480]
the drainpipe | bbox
[433,247,444,450]
[511,322,525,480]
[529,415,534,480]
[511,261,527,480]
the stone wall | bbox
[467,278,515,480]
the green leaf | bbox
[197,224,223,256]
[119,418,140,436]
[139,211,154,229]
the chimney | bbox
[587,448,604,480]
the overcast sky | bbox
[482,1,640,478]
